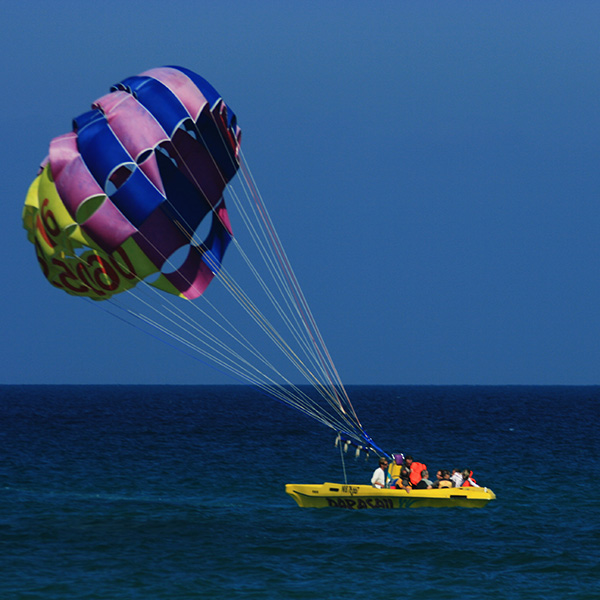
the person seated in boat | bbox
[371,457,391,488]
[404,455,428,487]
[414,469,434,489]
[461,469,480,487]
[437,470,453,488]
[451,468,464,487]
[391,467,412,492]
[432,469,452,488]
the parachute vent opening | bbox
[180,120,199,141]
[189,212,213,247]
[105,163,136,196]
[75,194,107,224]
[161,244,193,275]
[161,213,213,275]
[143,271,162,285]
[156,145,178,169]
[136,149,153,165]
[110,83,133,96]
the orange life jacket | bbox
[409,462,427,487]
[462,471,477,487]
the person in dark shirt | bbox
[393,467,412,492]
[414,469,433,489]
[437,469,453,488]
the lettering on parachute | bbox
[23,167,146,300]
[326,497,394,509]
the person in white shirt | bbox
[451,468,464,487]
[371,457,390,488]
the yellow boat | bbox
[286,482,496,509]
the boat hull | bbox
[285,483,496,509]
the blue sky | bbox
[3,2,599,385]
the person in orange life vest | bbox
[404,455,427,488]
[461,469,480,487]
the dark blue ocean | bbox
[1,385,598,599]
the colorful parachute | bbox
[22,66,383,455]
[23,66,241,301]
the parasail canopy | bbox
[22,66,386,458]
[23,66,241,301]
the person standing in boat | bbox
[371,457,391,488]
[404,455,428,488]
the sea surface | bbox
[0,385,598,599]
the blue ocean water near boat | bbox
[1,385,598,599]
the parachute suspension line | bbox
[105,210,364,436]
[178,112,335,385]
[97,245,363,435]
[72,235,312,419]
[79,258,366,437]
[139,134,365,438]
[106,290,353,431]
[161,117,363,430]
[222,186,352,418]
[226,194,318,365]
[194,224,348,415]
[237,152,348,408]
[169,293,352,428]
[236,148,361,425]
[121,105,364,439]
[207,133,362,432]
[237,155,338,386]
[224,173,336,383]
[28,68,373,447]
